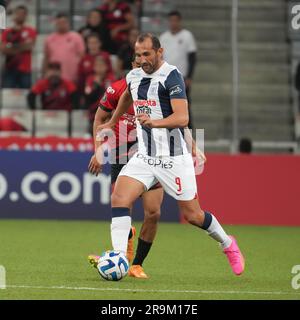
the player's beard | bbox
[141,63,153,74]
[142,56,158,74]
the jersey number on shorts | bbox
[175,177,182,192]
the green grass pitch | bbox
[0,219,299,300]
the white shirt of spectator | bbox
[160,29,197,78]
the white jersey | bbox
[160,29,197,78]
[126,62,188,157]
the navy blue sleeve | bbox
[164,69,187,100]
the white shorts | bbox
[118,152,197,201]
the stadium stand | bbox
[74,0,103,14]
[71,110,90,138]
[34,110,69,137]
[38,0,71,13]
[1,89,29,109]
[170,0,293,151]
[288,1,300,142]
[0,109,33,136]
[0,0,298,152]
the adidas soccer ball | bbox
[97,250,129,281]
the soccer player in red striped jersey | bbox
[88,60,163,278]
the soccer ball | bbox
[97,250,129,281]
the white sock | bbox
[111,216,131,253]
[207,214,232,249]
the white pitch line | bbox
[4,285,300,296]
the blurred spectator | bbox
[116,27,139,78]
[160,11,197,129]
[43,13,85,83]
[77,33,113,95]
[28,62,78,112]
[78,8,111,53]
[99,0,135,54]
[239,138,252,154]
[0,5,37,88]
[84,56,115,132]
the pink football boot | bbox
[223,236,245,275]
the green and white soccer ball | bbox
[97,250,129,281]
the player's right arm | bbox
[184,127,207,165]
[89,82,122,176]
[88,107,111,176]
[93,107,111,152]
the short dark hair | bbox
[136,33,161,50]
[168,10,182,19]
[56,12,69,19]
[15,5,28,13]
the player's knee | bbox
[144,208,161,224]
[111,192,128,207]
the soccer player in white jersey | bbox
[98,33,245,276]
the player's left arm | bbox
[137,69,189,128]
[137,99,189,128]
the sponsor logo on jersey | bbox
[136,106,151,115]
[136,153,173,169]
[134,100,156,115]
[169,85,183,96]
[133,99,157,107]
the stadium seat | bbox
[73,0,103,14]
[31,52,44,74]
[288,1,300,41]
[39,0,71,13]
[34,110,69,137]
[140,16,168,35]
[71,110,91,138]
[2,89,29,110]
[291,42,300,59]
[0,109,33,137]
[37,15,56,34]
[7,0,37,15]
[72,15,86,31]
[142,0,173,16]
[35,35,47,53]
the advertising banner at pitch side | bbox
[0,151,179,221]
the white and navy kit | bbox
[119,62,197,200]
[128,61,188,157]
